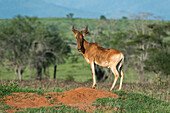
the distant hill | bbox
[0,0,170,20]
[45,0,170,20]
[0,0,100,19]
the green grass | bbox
[0,55,144,83]
[0,56,92,82]
[48,56,92,82]
[93,91,170,112]
[16,106,85,113]
[0,67,16,80]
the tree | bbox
[122,16,128,19]
[0,15,71,81]
[42,32,71,79]
[144,50,170,83]
[127,34,158,82]
[144,22,170,82]
[29,27,71,80]
[29,39,53,80]
[66,13,74,24]
[129,12,153,35]
[0,15,40,81]
[66,13,74,19]
[100,15,107,20]
[126,21,170,82]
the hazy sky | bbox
[0,0,170,20]
[43,0,170,19]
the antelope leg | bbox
[91,62,96,89]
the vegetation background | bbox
[0,13,169,82]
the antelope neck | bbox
[81,39,89,54]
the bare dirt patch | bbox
[2,87,118,112]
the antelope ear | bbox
[81,25,88,33]
[83,33,88,37]
[73,32,77,36]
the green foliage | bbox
[70,56,79,63]
[93,29,127,51]
[125,22,170,82]
[109,32,127,49]
[29,24,71,78]
[148,23,170,38]
[100,15,107,20]
[144,50,170,76]
[0,15,71,80]
[0,81,42,98]
[0,15,45,81]
[0,16,169,82]
[131,34,155,44]
[0,15,40,70]
[0,81,19,98]
[143,22,170,76]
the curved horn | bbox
[81,25,88,33]
[72,26,79,33]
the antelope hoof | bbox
[110,87,115,91]
[92,84,96,89]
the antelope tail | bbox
[117,54,124,77]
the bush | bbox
[70,56,78,63]
[65,75,75,82]
[0,81,19,98]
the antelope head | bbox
[72,25,88,52]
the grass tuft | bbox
[16,106,85,113]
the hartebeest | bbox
[72,25,124,91]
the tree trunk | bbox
[139,71,145,83]
[17,66,23,82]
[44,66,49,79]
[36,67,42,80]
[14,65,18,76]
[138,60,145,83]
[53,65,57,79]
[15,65,23,82]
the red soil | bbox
[2,87,118,112]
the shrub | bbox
[65,75,75,82]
